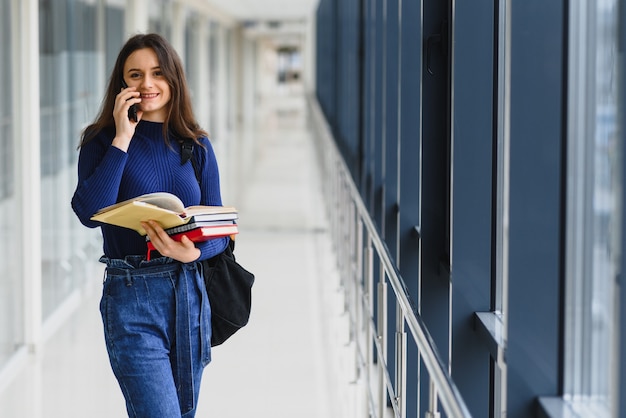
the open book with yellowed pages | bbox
[90,192,238,235]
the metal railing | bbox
[308,95,472,418]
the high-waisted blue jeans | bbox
[99,255,211,417]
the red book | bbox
[146,224,239,260]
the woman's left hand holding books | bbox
[141,220,201,263]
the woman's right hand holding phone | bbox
[112,86,142,152]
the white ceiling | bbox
[203,0,320,21]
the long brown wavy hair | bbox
[79,33,207,147]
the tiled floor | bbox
[0,89,355,417]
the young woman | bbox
[71,33,227,417]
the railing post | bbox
[354,214,363,381]
[396,304,407,418]
[364,236,374,416]
[377,267,388,418]
[425,379,441,418]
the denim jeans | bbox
[99,255,211,417]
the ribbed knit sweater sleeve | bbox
[71,131,128,228]
[71,122,228,261]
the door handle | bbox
[426,20,448,76]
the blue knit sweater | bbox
[71,120,228,260]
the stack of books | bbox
[145,211,239,258]
[90,192,239,259]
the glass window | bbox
[0,0,13,201]
[105,5,124,77]
[208,21,218,134]
[0,0,23,368]
[148,0,169,39]
[564,0,621,414]
[185,14,198,108]
[225,28,234,130]
[39,0,104,319]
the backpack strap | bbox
[181,138,201,184]
[182,138,235,250]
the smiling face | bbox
[123,48,172,122]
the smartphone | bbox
[121,79,138,122]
